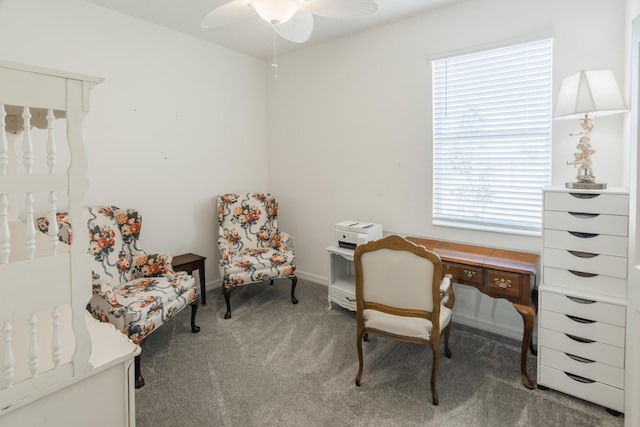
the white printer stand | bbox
[327,245,356,311]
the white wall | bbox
[0,0,269,288]
[0,0,628,340]
[267,0,627,338]
[625,2,640,425]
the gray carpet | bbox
[135,279,624,427]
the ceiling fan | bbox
[201,0,379,45]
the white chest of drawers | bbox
[537,187,629,414]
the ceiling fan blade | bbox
[299,0,378,18]
[273,11,314,43]
[201,0,256,28]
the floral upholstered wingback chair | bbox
[38,206,201,388]
[217,193,298,319]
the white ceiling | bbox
[85,0,459,59]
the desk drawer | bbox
[538,365,624,412]
[539,327,624,368]
[544,211,628,237]
[540,347,624,389]
[543,267,627,299]
[544,229,627,257]
[543,248,627,279]
[442,262,483,286]
[540,310,625,347]
[484,269,522,300]
[544,191,629,215]
[540,290,626,326]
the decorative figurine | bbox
[566,115,598,185]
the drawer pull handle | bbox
[568,270,598,278]
[565,353,595,364]
[569,212,600,219]
[493,278,512,288]
[346,297,356,302]
[568,250,598,259]
[566,314,595,324]
[569,193,600,200]
[565,372,596,384]
[463,270,477,278]
[565,333,595,344]
[566,295,596,304]
[568,231,599,239]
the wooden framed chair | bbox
[354,235,454,405]
[217,193,298,319]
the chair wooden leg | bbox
[444,326,452,358]
[223,286,233,319]
[355,330,364,386]
[430,345,440,405]
[134,345,145,389]
[290,275,298,304]
[190,299,201,333]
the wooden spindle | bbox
[46,109,56,174]
[3,320,15,388]
[22,107,33,175]
[28,313,39,378]
[48,192,59,255]
[25,192,36,260]
[51,307,62,369]
[0,104,7,175]
[0,194,9,264]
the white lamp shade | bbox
[554,69,627,119]
[251,0,300,24]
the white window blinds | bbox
[432,38,552,235]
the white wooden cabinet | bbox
[327,245,357,311]
[537,187,629,414]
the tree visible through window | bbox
[432,38,553,235]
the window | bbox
[432,38,552,235]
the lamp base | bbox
[565,182,607,189]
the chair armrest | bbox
[440,274,452,299]
[92,278,115,297]
[217,239,233,266]
[273,231,292,251]
[91,275,122,309]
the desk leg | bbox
[513,302,535,389]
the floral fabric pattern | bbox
[130,253,173,279]
[39,206,197,345]
[36,212,72,244]
[217,193,296,289]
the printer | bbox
[335,221,383,250]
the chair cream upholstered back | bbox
[359,247,437,313]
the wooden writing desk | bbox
[406,237,539,389]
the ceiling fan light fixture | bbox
[251,0,300,24]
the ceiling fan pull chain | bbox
[271,26,278,79]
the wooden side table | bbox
[172,253,207,305]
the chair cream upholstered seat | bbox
[354,235,454,405]
[362,306,452,340]
[217,193,298,319]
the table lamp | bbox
[554,69,627,189]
